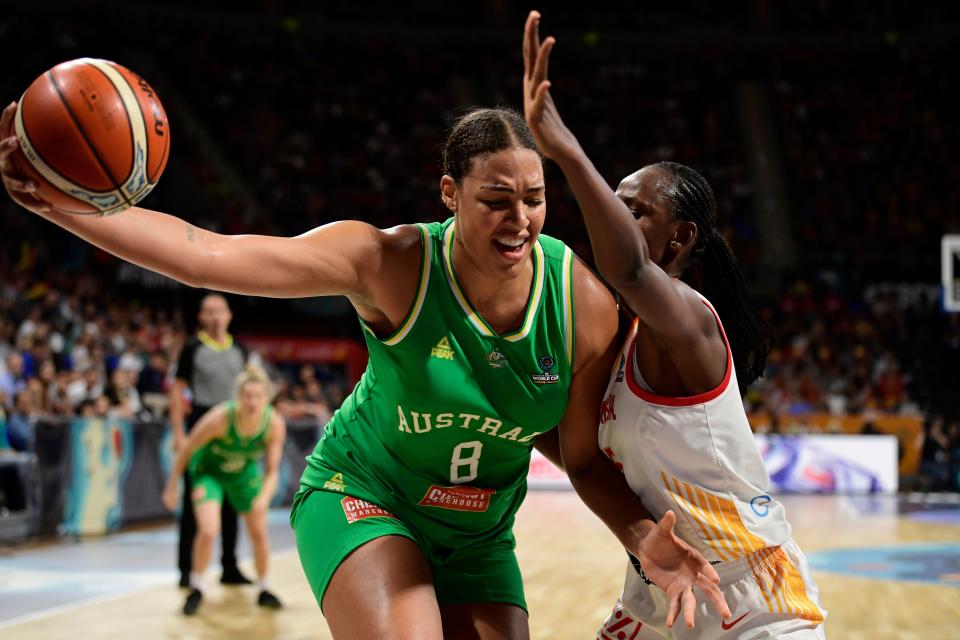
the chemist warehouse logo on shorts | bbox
[419,485,496,512]
[340,496,397,524]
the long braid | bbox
[652,161,772,392]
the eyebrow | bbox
[479,184,545,193]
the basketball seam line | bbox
[114,66,169,186]
[91,61,140,191]
[48,68,132,206]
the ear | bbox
[671,220,698,252]
[440,175,459,213]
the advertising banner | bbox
[527,434,899,494]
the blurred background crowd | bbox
[0,1,958,489]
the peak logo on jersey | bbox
[750,494,772,517]
[531,353,559,385]
[615,353,626,382]
[395,404,543,443]
[430,336,455,360]
[323,472,346,492]
[487,347,507,368]
[418,485,495,512]
[600,393,617,424]
[599,604,644,640]
[341,496,396,524]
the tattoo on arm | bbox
[186,224,195,242]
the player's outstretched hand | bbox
[522,11,581,161]
[635,510,732,629]
[0,102,52,215]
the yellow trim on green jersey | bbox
[503,241,545,343]
[561,246,575,366]
[360,224,432,346]
[441,222,544,341]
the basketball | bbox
[12,58,170,216]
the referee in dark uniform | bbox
[170,293,251,587]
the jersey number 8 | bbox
[450,441,483,484]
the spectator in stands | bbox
[919,415,952,491]
[106,366,144,420]
[76,398,95,418]
[47,369,77,416]
[137,352,169,395]
[0,352,26,410]
[6,389,36,452]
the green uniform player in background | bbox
[163,366,287,616]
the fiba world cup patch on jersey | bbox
[340,496,396,524]
[418,485,496,512]
[530,354,559,385]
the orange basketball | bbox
[13,58,170,216]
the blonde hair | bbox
[234,364,273,400]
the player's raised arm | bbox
[0,101,402,301]
[556,260,730,628]
[522,12,705,344]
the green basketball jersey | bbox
[299,218,576,545]
[192,401,273,477]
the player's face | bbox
[199,296,232,335]
[615,167,679,266]
[447,148,545,278]
[238,381,268,416]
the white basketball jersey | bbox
[598,294,791,564]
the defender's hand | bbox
[522,11,580,161]
[635,510,732,629]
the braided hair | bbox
[651,161,772,392]
[443,107,540,183]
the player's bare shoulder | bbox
[571,257,618,370]
[349,222,425,331]
[671,277,719,340]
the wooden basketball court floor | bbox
[1,492,958,639]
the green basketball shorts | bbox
[290,487,527,613]
[190,468,262,514]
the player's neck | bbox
[236,407,264,434]
[201,329,230,345]
[452,244,534,322]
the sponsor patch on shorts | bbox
[418,485,495,512]
[340,496,396,524]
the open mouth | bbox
[493,237,527,261]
